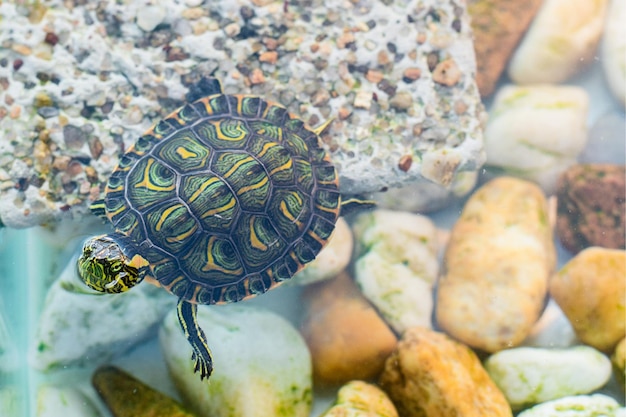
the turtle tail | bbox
[176,299,213,380]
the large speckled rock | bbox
[0,0,484,228]
[300,273,397,386]
[31,257,175,371]
[550,247,626,352]
[319,381,398,417]
[484,346,612,409]
[36,385,100,417]
[379,327,512,417]
[159,304,312,417]
[352,209,439,333]
[92,366,195,417]
[556,164,626,254]
[508,0,608,84]
[467,0,543,97]
[436,177,555,352]
[516,394,625,417]
[484,85,589,193]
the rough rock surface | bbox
[0,0,484,228]
[556,164,626,254]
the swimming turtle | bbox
[77,77,368,380]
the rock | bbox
[31,256,175,371]
[522,300,577,349]
[516,394,624,417]
[159,304,311,417]
[92,366,195,417]
[436,177,555,352]
[484,346,612,409]
[319,380,398,417]
[612,337,626,389]
[36,385,100,417]
[136,4,167,32]
[603,0,626,107]
[292,217,353,285]
[484,85,589,193]
[556,164,625,254]
[467,0,543,96]
[549,247,626,352]
[379,327,512,417]
[352,210,439,333]
[300,273,397,386]
[508,0,608,84]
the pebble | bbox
[37,106,59,119]
[516,394,624,417]
[484,346,612,409]
[402,67,421,82]
[160,304,311,417]
[136,4,167,32]
[258,50,278,64]
[319,381,399,417]
[63,125,87,150]
[389,91,413,111]
[93,366,195,417]
[431,59,461,86]
[37,385,100,417]
[549,247,626,352]
[300,273,397,386]
[31,258,175,371]
[292,217,353,285]
[353,90,372,110]
[437,177,555,352]
[379,327,512,417]
[556,164,625,253]
[352,209,438,333]
[508,0,608,84]
[484,84,589,193]
[602,0,626,107]
[248,68,265,85]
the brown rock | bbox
[556,164,626,254]
[93,366,196,417]
[300,272,397,386]
[379,327,513,417]
[468,0,543,97]
[320,380,399,417]
[549,247,626,352]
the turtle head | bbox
[77,234,149,294]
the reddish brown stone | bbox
[556,164,626,254]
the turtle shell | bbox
[101,94,340,304]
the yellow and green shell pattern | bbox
[101,92,340,304]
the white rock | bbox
[291,217,353,285]
[484,84,589,193]
[508,0,608,84]
[159,304,312,417]
[602,0,626,107]
[136,4,167,32]
[484,346,612,409]
[31,257,175,371]
[352,210,438,333]
[36,386,100,417]
[517,394,622,417]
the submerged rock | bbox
[516,394,624,417]
[159,304,312,417]
[36,385,100,417]
[319,380,398,417]
[485,346,612,409]
[92,366,195,417]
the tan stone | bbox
[300,273,397,386]
[468,0,543,96]
[379,327,512,417]
[437,177,555,352]
[320,381,398,417]
[550,247,626,352]
[612,337,625,389]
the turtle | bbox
[77,77,370,381]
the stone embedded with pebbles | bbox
[160,304,312,417]
[437,177,555,353]
[379,327,513,417]
[549,247,626,352]
[484,346,612,409]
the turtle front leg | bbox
[176,299,213,380]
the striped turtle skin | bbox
[77,78,342,380]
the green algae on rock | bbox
[93,366,195,417]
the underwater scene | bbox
[0,0,625,416]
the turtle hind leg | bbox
[176,299,213,380]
